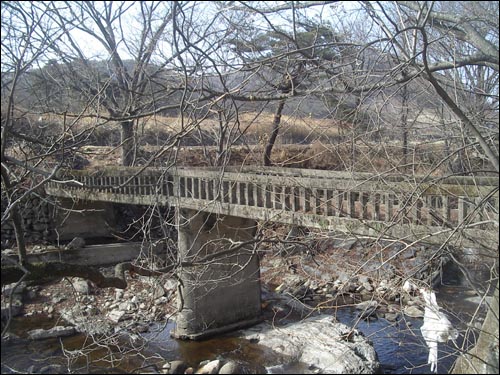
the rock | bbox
[65,236,86,250]
[218,361,241,374]
[164,279,177,291]
[28,326,75,340]
[401,247,416,259]
[345,281,358,293]
[162,360,188,374]
[135,324,149,333]
[70,278,90,294]
[384,313,401,322]
[360,281,374,293]
[1,300,23,320]
[1,248,16,256]
[404,305,424,318]
[195,359,220,374]
[402,279,417,294]
[115,288,124,300]
[107,309,126,323]
[151,284,166,300]
[241,315,379,374]
[2,282,27,297]
[118,301,134,311]
[155,296,168,305]
[355,301,378,320]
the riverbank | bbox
[2,237,495,373]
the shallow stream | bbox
[2,280,485,374]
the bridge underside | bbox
[172,208,262,340]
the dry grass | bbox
[7,109,476,175]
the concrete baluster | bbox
[222,181,228,203]
[299,187,306,213]
[265,185,272,208]
[442,195,450,225]
[242,182,248,206]
[142,175,147,195]
[252,181,258,207]
[361,192,369,219]
[348,191,356,218]
[178,177,186,198]
[415,197,423,225]
[385,193,393,221]
[292,187,299,212]
[457,196,467,225]
[274,186,282,210]
[326,190,334,216]
[231,182,237,204]
[207,179,214,201]
[200,179,206,200]
[336,191,344,217]
[284,186,291,211]
[373,193,380,221]
[311,188,318,214]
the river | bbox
[1,278,485,374]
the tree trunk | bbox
[452,280,499,374]
[401,83,409,172]
[11,208,27,265]
[121,120,135,167]
[0,166,27,265]
[264,99,286,167]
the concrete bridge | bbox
[46,166,499,339]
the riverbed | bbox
[1,280,484,374]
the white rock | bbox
[115,289,124,300]
[163,279,177,291]
[107,309,126,323]
[241,316,379,374]
[196,360,220,374]
[71,278,89,294]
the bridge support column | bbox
[172,208,262,340]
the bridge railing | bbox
[46,167,173,206]
[46,166,498,245]
[174,167,498,229]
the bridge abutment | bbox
[172,208,262,340]
[54,198,116,241]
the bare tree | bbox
[1,1,498,373]
[28,1,190,166]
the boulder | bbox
[241,315,379,374]
[195,360,220,374]
[218,361,241,374]
[162,360,188,374]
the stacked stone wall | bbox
[1,193,53,248]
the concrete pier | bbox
[172,208,261,340]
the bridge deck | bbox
[46,166,499,247]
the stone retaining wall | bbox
[1,192,53,248]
